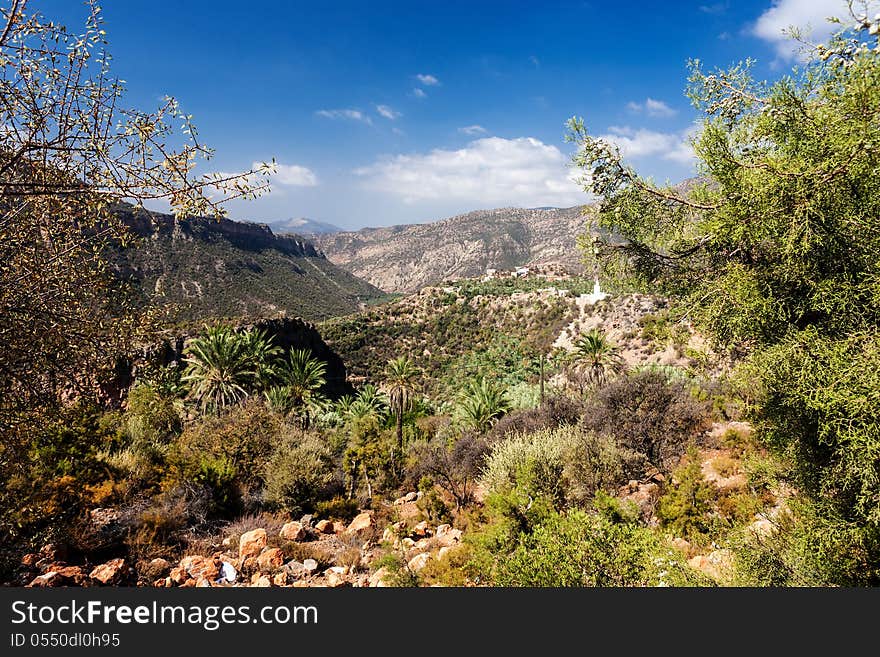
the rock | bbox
[688,549,733,581]
[239,528,267,561]
[169,566,188,585]
[179,578,197,588]
[434,528,462,547]
[748,518,776,538]
[145,558,171,577]
[412,520,430,537]
[300,514,314,528]
[401,538,416,549]
[154,577,172,588]
[180,556,219,581]
[302,558,319,573]
[315,519,334,534]
[250,574,272,587]
[28,572,65,587]
[437,546,454,561]
[285,560,307,578]
[20,553,39,568]
[221,536,234,548]
[347,511,374,535]
[324,566,349,588]
[369,567,390,587]
[414,538,432,551]
[256,547,285,571]
[273,572,288,586]
[333,521,347,534]
[195,577,212,587]
[89,558,128,585]
[219,562,237,583]
[39,543,68,562]
[381,527,396,543]
[291,580,311,588]
[407,553,431,572]
[671,537,691,554]
[280,521,307,542]
[435,523,452,537]
[394,491,418,505]
[89,507,122,528]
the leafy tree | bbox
[571,329,623,388]
[567,6,880,579]
[348,383,389,422]
[383,356,420,456]
[457,377,511,433]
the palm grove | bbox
[2,0,879,586]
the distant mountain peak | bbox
[272,217,341,236]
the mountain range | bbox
[271,217,342,236]
[111,206,384,324]
[314,205,592,293]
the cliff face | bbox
[314,205,592,294]
[111,206,384,324]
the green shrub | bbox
[263,434,334,516]
[314,496,359,521]
[563,430,646,505]
[656,448,716,542]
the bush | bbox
[488,395,583,441]
[314,496,359,521]
[263,433,335,516]
[407,432,488,509]
[480,427,573,505]
[656,448,716,542]
[563,430,646,505]
[581,371,711,471]
[480,508,703,587]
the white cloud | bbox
[626,98,677,118]
[354,136,584,207]
[412,88,427,99]
[264,162,318,187]
[752,0,866,60]
[599,125,698,166]
[415,73,440,86]
[315,108,372,124]
[458,124,488,136]
[375,104,401,120]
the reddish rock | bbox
[412,520,430,537]
[279,521,307,541]
[239,528,267,561]
[20,553,40,568]
[315,519,334,534]
[89,559,128,585]
[347,511,374,535]
[169,566,188,585]
[272,572,288,586]
[256,547,285,571]
[180,555,220,581]
[28,572,65,587]
[250,574,272,587]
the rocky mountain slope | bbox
[112,206,384,324]
[314,205,593,293]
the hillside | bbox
[314,205,593,293]
[112,206,385,324]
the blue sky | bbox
[44,0,857,229]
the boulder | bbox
[315,519,334,534]
[369,567,390,587]
[285,560,307,578]
[180,556,219,581]
[300,514,314,529]
[381,527,396,543]
[688,549,733,582]
[89,558,128,585]
[437,546,453,561]
[435,523,452,537]
[407,553,431,572]
[169,566,188,585]
[333,521,347,534]
[280,521,307,542]
[145,558,171,578]
[20,553,39,568]
[302,558,319,573]
[412,520,430,537]
[195,577,212,588]
[347,511,374,535]
[256,548,285,571]
[28,571,65,587]
[219,562,237,583]
[250,574,272,587]
[273,572,288,586]
[239,528,268,560]
[434,528,462,547]
[324,566,349,588]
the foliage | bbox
[407,432,489,509]
[571,329,624,387]
[262,433,335,516]
[563,431,646,506]
[581,371,711,470]
[456,377,511,432]
[657,447,717,542]
[383,356,420,454]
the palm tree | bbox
[238,328,282,390]
[348,384,388,422]
[457,377,511,433]
[383,356,420,454]
[279,348,327,428]
[182,325,255,414]
[573,329,623,387]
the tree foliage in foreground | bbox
[568,5,880,580]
